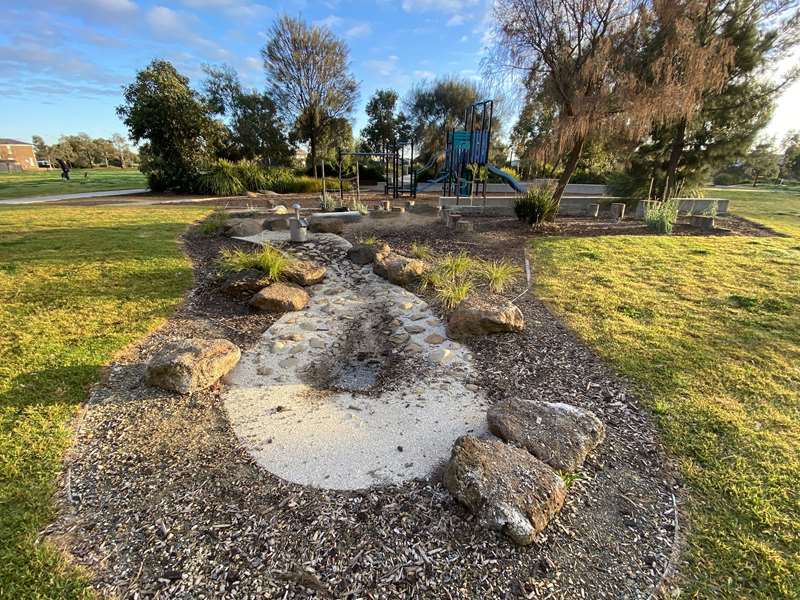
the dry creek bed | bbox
[49,218,682,599]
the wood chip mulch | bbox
[48,220,683,599]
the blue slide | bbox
[487,163,526,194]
[415,172,449,192]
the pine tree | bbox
[631,0,799,198]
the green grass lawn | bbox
[0,168,147,200]
[531,188,800,598]
[0,205,206,599]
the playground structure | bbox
[333,99,526,207]
[336,140,419,204]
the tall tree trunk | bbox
[553,136,586,204]
[663,119,687,200]
[310,133,317,179]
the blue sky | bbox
[1,0,798,147]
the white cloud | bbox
[314,15,343,29]
[365,55,399,78]
[401,0,480,14]
[146,6,188,36]
[345,22,371,38]
[85,0,137,14]
[413,69,435,79]
[180,0,271,19]
[446,14,465,27]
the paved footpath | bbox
[0,188,148,205]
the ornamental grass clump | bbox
[644,197,679,234]
[410,241,433,260]
[196,160,246,196]
[513,185,559,227]
[218,244,289,281]
[482,259,522,293]
[199,208,228,235]
[422,251,481,309]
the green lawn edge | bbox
[0,205,207,598]
[529,188,800,598]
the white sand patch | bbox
[223,236,488,489]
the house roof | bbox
[0,138,32,145]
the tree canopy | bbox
[117,59,224,191]
[493,0,732,202]
[202,64,293,165]
[360,89,411,152]
[262,15,359,177]
[404,76,499,162]
[627,0,800,197]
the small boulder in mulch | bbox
[273,205,289,215]
[283,260,327,286]
[347,242,391,265]
[145,338,241,394]
[224,218,264,237]
[217,268,271,297]
[488,398,605,471]
[309,219,344,234]
[447,298,524,340]
[249,282,309,313]
[444,435,566,545]
[373,253,426,286]
[263,217,289,231]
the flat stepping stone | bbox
[425,334,445,345]
[488,399,605,471]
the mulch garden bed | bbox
[48,218,682,599]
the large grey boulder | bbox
[347,242,391,265]
[447,299,524,339]
[373,253,426,286]
[444,436,566,545]
[249,282,309,313]
[146,338,241,394]
[217,268,270,297]
[225,218,264,237]
[488,399,605,471]
[283,260,327,286]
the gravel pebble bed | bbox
[49,221,682,599]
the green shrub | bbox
[713,172,742,186]
[436,279,473,309]
[482,259,522,293]
[606,170,648,198]
[410,241,432,260]
[196,160,245,196]
[513,185,559,226]
[218,245,288,281]
[234,160,269,191]
[350,200,369,215]
[437,251,481,279]
[421,251,482,309]
[320,192,339,211]
[644,197,679,234]
[199,208,228,235]
[146,169,169,193]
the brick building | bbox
[0,138,38,172]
